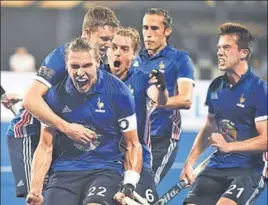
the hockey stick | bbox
[131,152,214,205]
[1,85,18,115]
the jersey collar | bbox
[65,70,103,96]
[102,64,134,82]
[140,44,172,60]
[222,66,252,90]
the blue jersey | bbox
[44,70,136,174]
[137,45,195,139]
[205,68,267,171]
[34,44,68,88]
[101,65,153,168]
[6,44,68,138]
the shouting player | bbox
[181,22,267,205]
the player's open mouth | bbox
[218,58,225,65]
[76,77,88,88]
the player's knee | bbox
[216,197,238,205]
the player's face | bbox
[217,35,245,71]
[90,25,116,57]
[67,51,99,93]
[142,14,171,55]
[107,35,135,79]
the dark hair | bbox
[82,5,120,32]
[145,8,172,43]
[65,37,100,62]
[218,22,254,61]
[116,27,141,54]
[145,8,172,28]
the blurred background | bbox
[1,1,267,205]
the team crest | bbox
[95,97,105,113]
[237,94,245,108]
[159,61,165,70]
[128,85,134,95]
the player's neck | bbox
[226,62,248,86]
[148,42,167,57]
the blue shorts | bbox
[43,169,121,205]
[136,167,159,204]
[184,168,265,205]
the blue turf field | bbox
[1,122,267,205]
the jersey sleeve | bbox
[116,84,137,133]
[175,53,195,85]
[252,81,267,122]
[33,44,67,88]
[205,82,215,115]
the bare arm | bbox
[147,85,168,105]
[179,114,217,184]
[185,114,217,166]
[30,126,54,194]
[160,80,194,109]
[23,81,68,132]
[221,120,267,153]
[23,81,93,144]
[123,129,143,173]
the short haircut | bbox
[65,37,100,62]
[116,27,141,54]
[145,8,172,28]
[82,5,120,32]
[218,22,254,61]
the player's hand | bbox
[26,191,44,205]
[180,163,196,187]
[1,94,22,109]
[209,133,232,153]
[64,123,97,144]
[114,184,135,205]
[149,69,166,91]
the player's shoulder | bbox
[249,69,267,92]
[166,45,190,61]
[46,43,67,58]
[208,75,225,92]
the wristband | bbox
[123,170,140,188]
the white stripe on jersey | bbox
[177,77,195,86]
[118,114,137,132]
[263,152,268,178]
[14,110,33,138]
[255,115,267,122]
[33,76,52,88]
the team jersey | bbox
[6,44,68,138]
[136,45,195,139]
[34,44,68,88]
[44,69,136,174]
[101,65,153,168]
[205,67,267,171]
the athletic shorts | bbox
[43,169,121,205]
[135,167,159,204]
[7,134,40,197]
[184,167,265,205]
[6,109,40,197]
[151,135,179,185]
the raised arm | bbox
[147,69,168,105]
